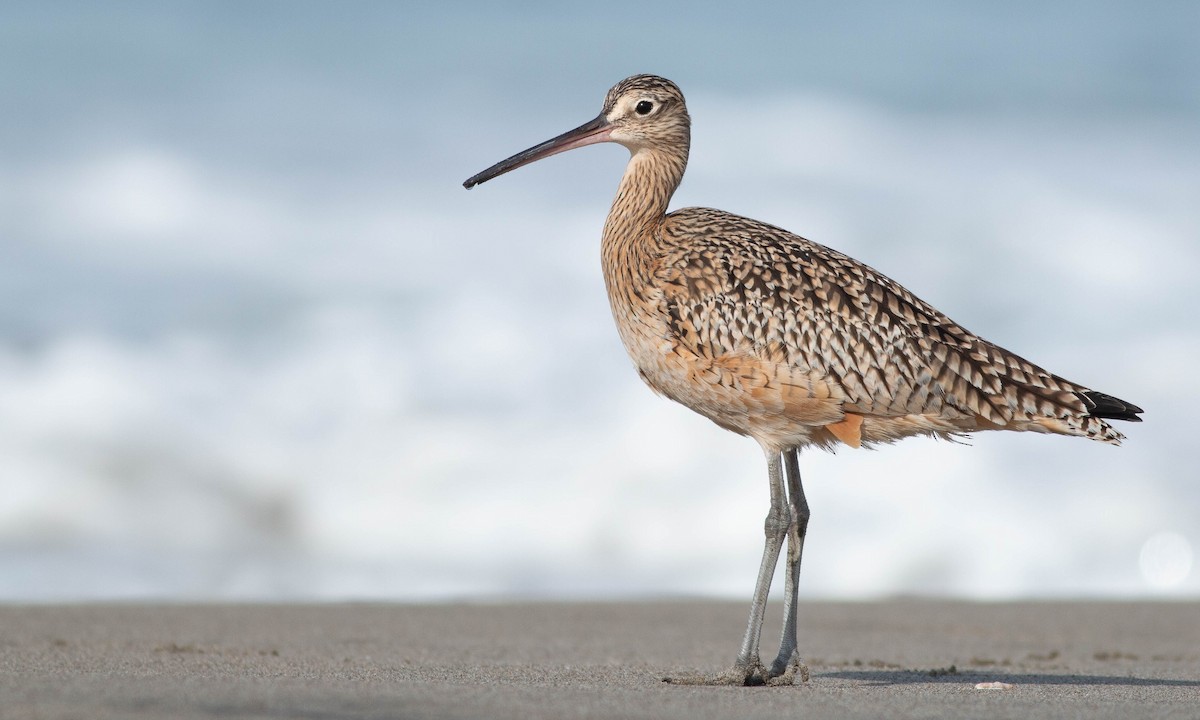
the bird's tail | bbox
[1079,390,1144,422]
[1034,390,1143,445]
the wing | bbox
[656,207,1120,440]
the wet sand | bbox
[3,600,1198,719]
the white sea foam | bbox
[1,4,1196,601]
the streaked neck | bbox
[602,145,688,250]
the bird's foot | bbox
[663,658,772,686]
[766,649,809,686]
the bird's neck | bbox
[600,145,687,334]
[601,145,688,257]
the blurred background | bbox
[1,1,1196,601]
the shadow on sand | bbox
[822,669,1200,688]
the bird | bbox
[462,74,1143,686]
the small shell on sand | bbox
[974,681,1014,690]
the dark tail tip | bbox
[1080,390,1144,422]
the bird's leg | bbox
[664,450,789,686]
[767,448,810,685]
[726,449,790,685]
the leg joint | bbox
[792,499,811,530]
[764,504,791,537]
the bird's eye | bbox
[635,100,654,115]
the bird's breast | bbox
[602,263,847,448]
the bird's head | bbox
[463,74,690,189]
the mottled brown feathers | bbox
[584,74,1143,453]
[648,207,1139,448]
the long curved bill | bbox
[463,113,612,189]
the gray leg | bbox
[662,449,792,686]
[768,448,810,683]
[729,448,790,684]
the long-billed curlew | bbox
[463,75,1143,686]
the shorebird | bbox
[463,75,1142,686]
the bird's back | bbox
[614,206,1139,451]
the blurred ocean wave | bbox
[1,1,1196,600]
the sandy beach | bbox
[3,600,1198,719]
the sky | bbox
[1,1,1197,601]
